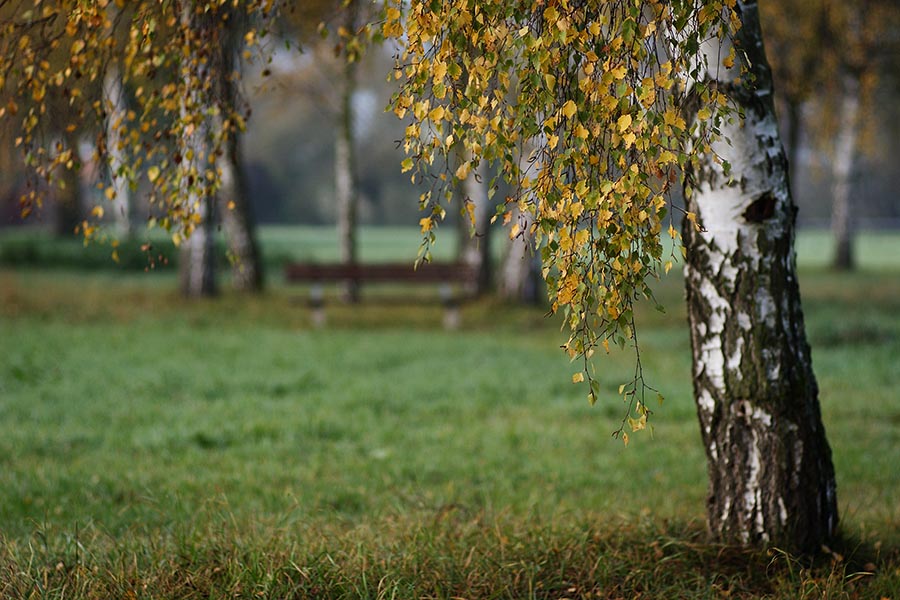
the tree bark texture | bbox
[103,62,133,238]
[684,1,837,552]
[336,0,361,302]
[218,35,264,293]
[177,1,217,298]
[830,73,860,271]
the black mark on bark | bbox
[743,192,776,223]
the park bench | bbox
[284,261,477,329]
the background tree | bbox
[498,141,542,304]
[385,0,837,552]
[454,149,492,295]
[0,0,275,289]
[101,3,133,238]
[217,18,264,293]
[334,0,363,301]
[760,0,900,270]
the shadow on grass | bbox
[2,511,897,599]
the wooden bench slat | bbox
[284,262,476,283]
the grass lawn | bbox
[0,227,898,598]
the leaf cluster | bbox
[385,0,738,427]
[0,0,277,242]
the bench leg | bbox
[310,284,326,328]
[443,306,461,330]
[440,283,461,330]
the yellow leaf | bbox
[617,114,632,132]
[419,216,433,233]
[561,100,577,119]
[91,205,104,218]
[610,64,627,80]
[147,166,160,183]
[572,372,584,383]
[455,161,470,180]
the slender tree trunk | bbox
[783,99,802,198]
[336,0,360,302]
[103,5,132,238]
[499,143,541,304]
[455,148,492,295]
[684,1,837,552]
[831,73,860,271]
[498,207,541,304]
[218,37,264,292]
[54,132,82,237]
[177,1,217,298]
[220,130,264,292]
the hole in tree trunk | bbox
[742,192,776,223]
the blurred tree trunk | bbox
[103,4,132,238]
[335,0,360,302]
[177,0,217,298]
[219,33,264,293]
[782,99,802,196]
[103,63,133,238]
[831,73,860,271]
[54,131,82,237]
[497,207,540,304]
[684,1,837,552]
[455,148,491,295]
[498,143,541,304]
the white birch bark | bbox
[177,0,217,298]
[498,143,542,304]
[684,0,837,551]
[102,6,132,239]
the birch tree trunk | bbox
[498,143,541,304]
[54,132,82,237]
[103,4,132,238]
[335,0,360,302]
[830,73,860,271]
[103,64,132,238]
[218,35,264,293]
[498,207,541,304]
[456,150,492,295]
[177,1,217,298]
[684,1,837,552]
[782,99,802,198]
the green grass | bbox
[0,229,899,598]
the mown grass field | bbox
[0,227,899,598]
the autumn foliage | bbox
[385,0,739,420]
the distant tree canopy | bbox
[0,0,275,242]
